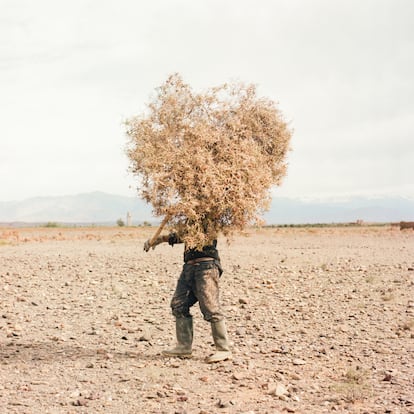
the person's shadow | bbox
[0,339,160,364]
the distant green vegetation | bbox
[11,221,393,230]
[265,222,391,228]
[43,222,60,228]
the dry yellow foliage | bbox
[125,74,292,248]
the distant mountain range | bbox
[263,195,413,224]
[0,191,413,226]
[0,192,154,226]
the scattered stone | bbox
[374,347,391,355]
[69,389,81,398]
[271,345,288,354]
[12,324,22,332]
[269,383,288,398]
[1,226,412,413]
[177,395,188,402]
[30,380,49,385]
[145,393,158,399]
[236,327,247,336]
[232,372,246,381]
[216,399,230,408]
[139,332,151,341]
[87,392,101,400]
[292,358,306,365]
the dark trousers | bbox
[170,261,224,323]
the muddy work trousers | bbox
[170,261,224,323]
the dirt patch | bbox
[1,226,413,413]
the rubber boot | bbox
[206,319,232,363]
[162,317,193,358]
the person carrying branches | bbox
[144,219,230,363]
[125,74,292,363]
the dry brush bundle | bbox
[125,74,292,248]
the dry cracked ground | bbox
[0,226,413,414]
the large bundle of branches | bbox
[125,74,292,248]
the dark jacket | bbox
[168,233,220,263]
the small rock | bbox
[176,395,188,402]
[86,392,101,400]
[232,372,246,381]
[269,383,288,398]
[275,372,285,381]
[236,327,246,336]
[217,399,230,408]
[383,373,392,381]
[69,389,81,398]
[145,393,158,399]
[139,332,151,341]
[12,324,22,332]
[276,383,288,397]
[72,398,88,406]
[239,298,248,304]
[292,358,306,365]
[374,347,391,355]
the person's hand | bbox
[143,239,152,252]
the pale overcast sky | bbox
[1,0,413,202]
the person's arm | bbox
[143,234,169,252]
[143,232,183,252]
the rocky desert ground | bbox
[0,225,413,414]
